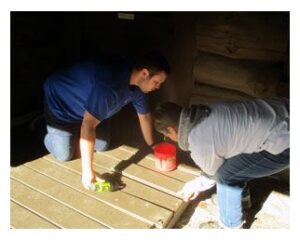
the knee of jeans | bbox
[216,170,231,185]
[53,151,73,162]
[95,140,110,152]
[44,134,75,161]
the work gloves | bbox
[177,174,216,202]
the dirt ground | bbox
[174,175,289,229]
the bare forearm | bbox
[138,113,154,146]
[80,123,96,173]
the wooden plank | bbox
[101,148,195,182]
[43,154,182,213]
[120,145,202,176]
[93,152,184,196]
[10,201,59,229]
[189,94,231,105]
[104,148,193,228]
[25,157,174,228]
[193,52,280,97]
[192,83,253,102]
[11,166,151,228]
[44,152,183,197]
[166,200,189,228]
[10,179,107,229]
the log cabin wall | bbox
[153,13,197,106]
[190,12,289,105]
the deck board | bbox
[11,201,59,229]
[25,157,173,228]
[11,145,200,229]
[11,179,108,228]
[11,165,150,228]
[94,153,183,195]
[100,148,196,182]
[119,145,202,176]
[42,154,182,212]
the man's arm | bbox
[137,112,154,146]
[80,111,100,189]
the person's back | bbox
[189,98,289,161]
[152,98,289,229]
[187,98,289,175]
[44,55,135,124]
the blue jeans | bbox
[216,149,289,228]
[44,121,110,161]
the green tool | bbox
[91,181,113,193]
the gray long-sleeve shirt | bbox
[186,98,289,176]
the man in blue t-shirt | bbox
[43,52,170,189]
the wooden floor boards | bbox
[10,145,201,229]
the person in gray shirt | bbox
[152,98,289,228]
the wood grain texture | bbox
[43,154,182,212]
[193,52,280,97]
[196,12,288,62]
[10,179,107,229]
[11,201,59,229]
[27,156,174,228]
[10,145,199,228]
[11,165,150,228]
[119,145,202,176]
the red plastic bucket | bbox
[153,143,177,172]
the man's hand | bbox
[177,175,216,202]
[149,142,157,151]
[81,169,96,190]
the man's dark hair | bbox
[153,102,182,133]
[134,51,171,77]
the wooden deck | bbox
[11,145,201,229]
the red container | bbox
[153,143,177,172]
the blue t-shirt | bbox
[44,55,149,124]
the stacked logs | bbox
[190,12,289,105]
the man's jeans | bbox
[44,121,110,161]
[216,149,289,228]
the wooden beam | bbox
[193,52,281,97]
[192,83,253,102]
[196,12,289,62]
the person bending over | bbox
[43,51,170,189]
[152,98,289,228]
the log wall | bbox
[195,12,289,62]
[190,12,289,105]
